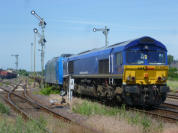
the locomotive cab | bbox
[122,37,169,106]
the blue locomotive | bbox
[45,36,169,106]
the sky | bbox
[0,0,178,71]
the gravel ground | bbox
[27,86,178,133]
[28,88,89,123]
[0,81,93,133]
[2,78,178,133]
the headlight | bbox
[131,76,135,81]
[157,76,162,81]
[127,76,135,82]
[127,76,131,81]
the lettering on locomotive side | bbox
[79,71,89,74]
[137,66,155,70]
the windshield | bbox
[148,51,165,64]
[126,51,145,64]
[126,51,166,65]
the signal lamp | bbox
[93,28,96,32]
[31,10,35,15]
[33,28,38,33]
[43,38,46,43]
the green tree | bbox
[17,69,29,76]
[168,55,174,65]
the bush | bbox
[40,86,60,95]
[17,69,29,76]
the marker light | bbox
[127,76,135,82]
[144,73,148,78]
[144,45,148,50]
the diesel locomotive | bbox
[45,36,169,106]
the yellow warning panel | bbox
[123,65,168,85]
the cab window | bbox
[126,51,144,65]
[148,51,165,64]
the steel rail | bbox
[153,106,178,113]
[129,107,178,122]
[24,80,102,133]
[163,102,178,108]
[1,80,101,133]
[167,95,178,100]
[23,81,72,122]
[0,80,51,133]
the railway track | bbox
[129,95,178,122]
[167,93,178,100]
[80,94,178,122]
[129,104,178,122]
[0,79,101,133]
[0,81,51,133]
[77,91,178,122]
[1,79,177,130]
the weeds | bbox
[72,101,120,116]
[40,86,60,95]
[0,102,9,114]
[127,112,140,125]
[0,115,46,133]
[141,115,151,133]
[167,80,178,92]
[72,100,164,133]
[4,82,9,85]
[37,115,47,129]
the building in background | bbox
[170,60,178,69]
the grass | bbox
[0,111,92,133]
[72,101,119,116]
[40,86,60,95]
[0,102,47,133]
[28,78,34,85]
[168,68,178,80]
[72,100,163,133]
[0,102,9,115]
[0,115,46,133]
[167,80,178,92]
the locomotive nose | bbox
[123,65,168,85]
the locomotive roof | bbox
[69,36,167,59]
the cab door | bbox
[115,52,123,74]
